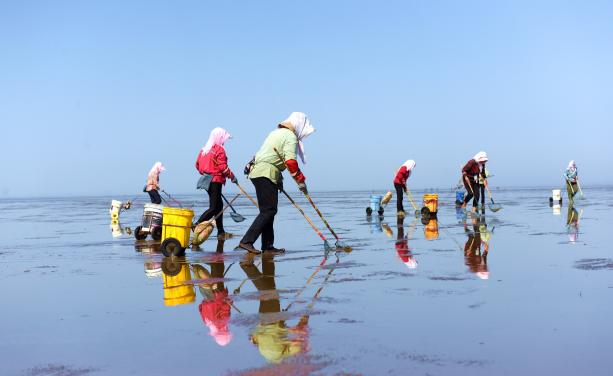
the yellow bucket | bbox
[424,218,439,240]
[163,263,196,306]
[423,194,439,214]
[161,207,194,248]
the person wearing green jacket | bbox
[238,112,315,254]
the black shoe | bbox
[263,247,285,254]
[238,242,261,255]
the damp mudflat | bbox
[1,188,612,376]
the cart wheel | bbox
[134,226,147,240]
[378,208,385,217]
[161,238,184,257]
[366,207,373,216]
[421,206,431,217]
[161,256,183,276]
[151,227,162,241]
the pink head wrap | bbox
[201,127,231,156]
[199,293,233,347]
[149,162,165,176]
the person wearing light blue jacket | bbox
[564,160,579,204]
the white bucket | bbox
[552,204,561,216]
[110,200,123,220]
[110,222,123,237]
[552,189,561,201]
[144,203,164,215]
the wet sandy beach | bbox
[1,188,612,375]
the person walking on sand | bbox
[393,160,416,218]
[144,162,164,204]
[195,127,237,240]
[564,160,579,205]
[238,112,315,255]
[461,152,488,213]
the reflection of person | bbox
[393,160,416,218]
[195,244,233,347]
[461,152,488,212]
[566,206,580,243]
[395,217,417,269]
[195,127,237,240]
[564,160,579,204]
[464,217,489,279]
[241,256,309,363]
[239,112,315,255]
[145,162,164,204]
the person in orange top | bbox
[195,128,237,239]
[393,160,416,217]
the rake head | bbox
[324,240,335,255]
[488,203,503,212]
[335,240,352,253]
[229,212,246,222]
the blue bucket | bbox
[370,195,383,211]
[455,191,465,202]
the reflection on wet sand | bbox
[463,215,491,280]
[161,256,196,306]
[566,205,582,243]
[193,241,234,347]
[395,217,418,269]
[241,256,310,364]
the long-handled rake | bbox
[484,183,502,212]
[221,193,246,222]
[279,187,334,254]
[273,147,351,252]
[234,182,259,208]
[161,189,184,207]
[403,186,421,216]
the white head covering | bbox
[567,160,577,171]
[403,160,416,171]
[149,162,165,175]
[280,112,315,164]
[201,127,231,156]
[474,151,488,163]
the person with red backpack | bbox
[195,127,237,240]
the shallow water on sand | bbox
[1,188,612,376]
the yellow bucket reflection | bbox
[424,218,439,240]
[162,261,196,306]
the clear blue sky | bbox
[1,0,612,197]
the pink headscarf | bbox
[201,127,231,156]
[149,162,165,176]
[199,293,233,347]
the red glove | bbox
[286,159,306,184]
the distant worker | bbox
[195,127,237,240]
[461,152,488,212]
[239,112,315,255]
[393,160,416,218]
[564,160,579,204]
[477,165,490,209]
[144,161,165,204]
